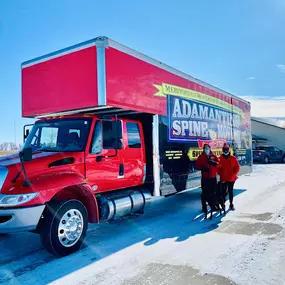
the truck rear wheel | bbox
[40,199,88,257]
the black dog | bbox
[203,182,226,220]
[214,182,226,216]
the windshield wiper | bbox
[12,148,32,187]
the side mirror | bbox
[113,139,123,150]
[19,147,32,162]
[23,124,33,142]
[24,129,29,140]
[112,121,123,140]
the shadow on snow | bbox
[0,188,246,284]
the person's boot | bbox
[230,204,235,211]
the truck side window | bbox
[90,121,102,154]
[126,122,141,148]
[102,120,116,149]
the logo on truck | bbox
[154,83,249,145]
[154,82,251,163]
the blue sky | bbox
[1,0,285,143]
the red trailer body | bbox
[0,37,252,256]
[22,37,249,118]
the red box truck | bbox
[0,36,252,256]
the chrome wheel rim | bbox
[58,209,84,247]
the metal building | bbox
[251,117,285,150]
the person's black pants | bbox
[221,181,235,205]
[201,177,217,210]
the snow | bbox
[1,164,285,284]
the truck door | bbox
[122,121,145,188]
[85,119,123,192]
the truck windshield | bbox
[23,118,92,152]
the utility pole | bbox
[14,120,16,147]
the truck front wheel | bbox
[40,199,88,257]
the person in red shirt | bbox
[196,144,219,212]
[217,144,240,211]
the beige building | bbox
[251,117,285,150]
[0,151,16,157]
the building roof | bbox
[251,117,285,130]
[252,134,267,141]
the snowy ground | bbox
[1,164,285,285]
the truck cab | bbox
[0,114,152,256]
[24,115,146,192]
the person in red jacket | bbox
[196,144,219,212]
[217,144,240,211]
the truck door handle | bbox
[118,164,124,178]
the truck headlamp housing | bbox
[0,193,38,207]
[0,166,8,191]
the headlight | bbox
[0,193,38,207]
[0,166,8,191]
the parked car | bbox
[253,146,285,164]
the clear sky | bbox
[1,0,285,143]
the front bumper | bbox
[0,205,45,233]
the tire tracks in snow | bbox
[0,242,55,284]
[0,256,54,284]
[0,247,44,266]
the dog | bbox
[203,182,226,220]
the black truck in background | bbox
[253,145,285,164]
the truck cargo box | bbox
[22,36,249,118]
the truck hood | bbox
[0,151,54,167]
[0,151,84,195]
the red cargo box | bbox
[22,36,249,118]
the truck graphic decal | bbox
[168,95,247,143]
[153,83,244,117]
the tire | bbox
[282,156,285,163]
[40,199,88,257]
[264,156,269,164]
